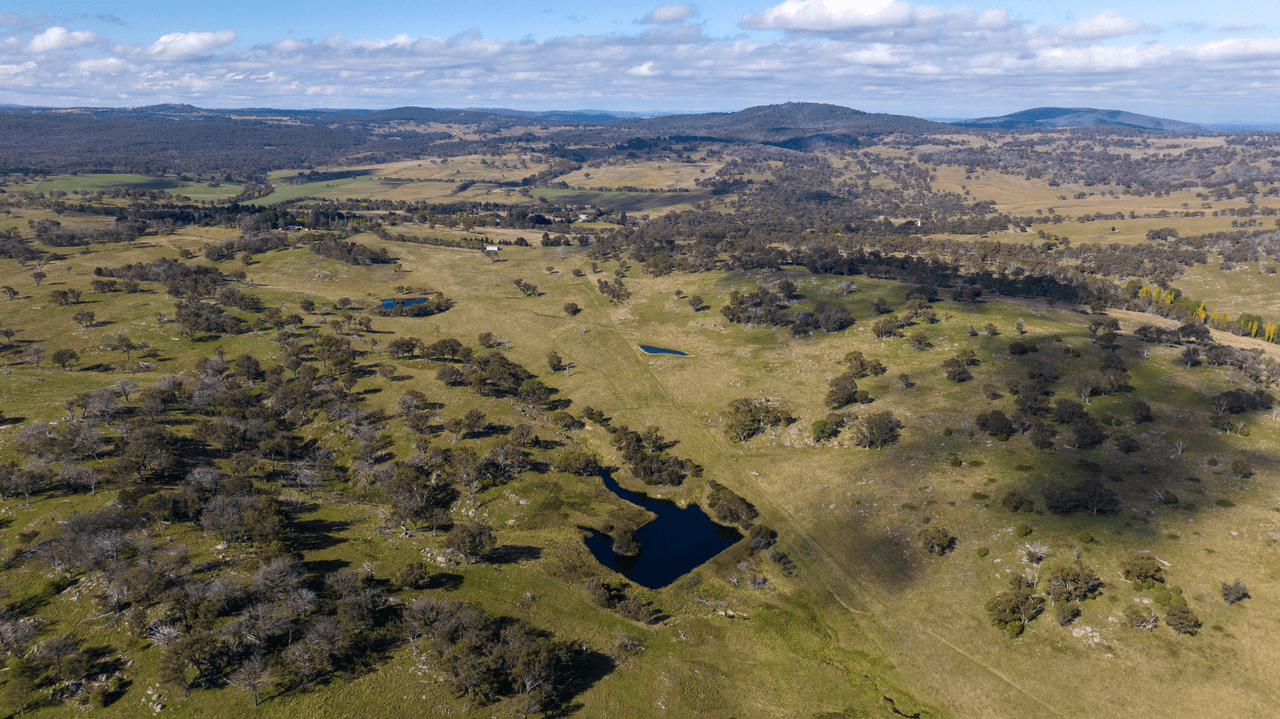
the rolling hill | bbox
[953,106,1216,133]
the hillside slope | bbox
[953,106,1216,133]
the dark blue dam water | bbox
[638,345,689,356]
[585,471,741,588]
[379,297,432,310]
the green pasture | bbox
[0,162,1277,716]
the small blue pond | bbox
[585,471,740,588]
[639,345,689,356]
[380,297,432,310]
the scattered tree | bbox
[1221,579,1250,605]
[51,348,78,370]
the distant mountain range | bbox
[604,102,953,148]
[952,107,1216,133]
[0,101,1229,137]
[0,101,1241,175]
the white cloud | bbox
[73,57,130,73]
[145,30,236,60]
[741,0,920,32]
[7,17,1280,121]
[642,3,697,24]
[267,38,311,53]
[1043,11,1152,43]
[0,61,35,75]
[26,26,102,52]
[1183,37,1280,62]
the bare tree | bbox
[227,654,272,707]
[1170,438,1188,458]
[24,344,44,367]
[1073,375,1100,405]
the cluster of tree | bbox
[987,559,1102,637]
[719,285,794,327]
[608,425,701,486]
[1118,554,1201,635]
[202,231,294,262]
[705,480,758,527]
[404,596,580,711]
[792,301,853,335]
[436,352,553,405]
[849,411,903,448]
[723,398,796,442]
[96,258,225,299]
[27,217,146,246]
[826,371,871,408]
[1040,479,1119,515]
[597,277,630,302]
[309,237,394,266]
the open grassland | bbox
[349,241,1280,718]
[14,173,248,202]
[557,159,723,190]
[10,229,1257,718]
[4,129,1280,716]
[252,156,724,211]
[0,225,932,718]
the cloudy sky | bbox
[2,1,1279,121]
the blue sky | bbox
[3,1,1280,121]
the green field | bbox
[24,173,247,201]
[0,213,1274,716]
[2,125,1280,718]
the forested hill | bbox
[953,107,1217,133]
[612,102,954,145]
[0,101,1220,176]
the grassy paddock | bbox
[0,194,1277,716]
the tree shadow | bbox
[288,518,351,552]
[302,557,351,576]
[425,572,465,592]
[551,651,617,718]
[489,545,542,564]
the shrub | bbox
[811,419,838,443]
[917,526,954,555]
[1001,489,1034,512]
[394,562,434,589]
[1124,605,1159,632]
[1221,579,1250,605]
[986,576,1042,637]
[970,492,989,501]
[585,578,613,608]
[1055,603,1080,627]
[1075,530,1094,544]
[948,455,962,467]
[1230,459,1253,479]
[1043,560,1102,603]
[850,411,903,449]
[1166,602,1201,636]
[617,595,654,623]
[1114,434,1141,454]
[612,528,640,557]
[1014,523,1032,538]
[1121,553,1164,586]
[975,547,989,558]
[445,523,496,564]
